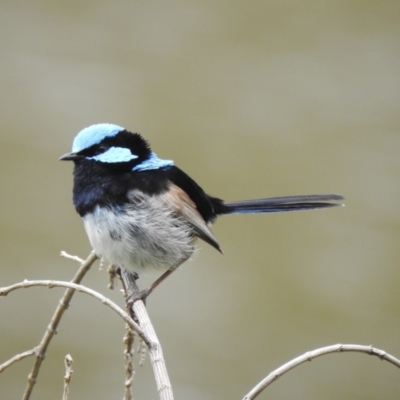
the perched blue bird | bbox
[60,123,343,300]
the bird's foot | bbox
[126,288,152,308]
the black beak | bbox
[59,152,83,161]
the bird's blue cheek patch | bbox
[132,152,174,171]
[89,147,138,163]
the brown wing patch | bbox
[161,183,222,253]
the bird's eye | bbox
[79,144,109,158]
[95,145,108,155]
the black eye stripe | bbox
[78,131,152,161]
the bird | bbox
[60,123,344,301]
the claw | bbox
[127,288,152,307]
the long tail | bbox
[221,194,344,214]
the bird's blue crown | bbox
[72,123,124,153]
[72,123,173,171]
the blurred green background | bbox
[1,1,400,399]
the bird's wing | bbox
[162,183,222,253]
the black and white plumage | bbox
[60,124,344,296]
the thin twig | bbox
[243,343,400,400]
[119,269,174,400]
[138,338,146,367]
[62,354,73,400]
[0,348,38,373]
[17,251,97,400]
[60,251,84,263]
[108,264,118,290]
[0,279,151,346]
[123,325,135,400]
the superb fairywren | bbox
[60,124,343,300]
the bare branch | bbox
[123,326,135,400]
[0,279,150,346]
[108,264,118,290]
[243,343,400,400]
[18,251,97,400]
[138,338,146,367]
[119,269,174,400]
[0,348,38,373]
[60,251,84,263]
[62,354,73,400]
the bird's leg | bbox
[116,267,141,316]
[127,256,189,305]
[116,267,138,293]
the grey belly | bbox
[82,203,194,274]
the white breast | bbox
[82,193,195,274]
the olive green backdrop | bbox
[1,1,400,399]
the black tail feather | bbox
[221,194,344,215]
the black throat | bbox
[72,160,170,216]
